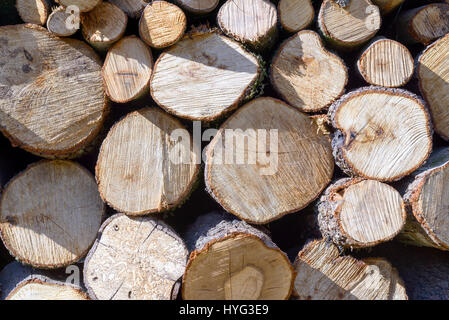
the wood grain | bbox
[278,0,314,33]
[16,0,49,25]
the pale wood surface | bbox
[84,214,188,300]
[417,33,449,141]
[102,36,153,103]
[217,0,278,50]
[81,2,127,51]
[278,0,314,33]
[150,31,260,121]
[329,87,432,181]
[318,0,381,48]
[0,25,107,158]
[293,240,407,300]
[56,0,101,12]
[357,38,414,87]
[16,0,49,25]
[7,278,89,300]
[174,0,218,14]
[205,97,334,224]
[271,30,347,112]
[139,1,186,49]
[318,178,406,248]
[47,6,79,37]
[108,0,148,18]
[0,160,105,268]
[96,108,199,215]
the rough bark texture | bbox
[278,0,314,33]
[328,86,433,182]
[317,178,406,249]
[84,213,188,300]
[182,211,295,300]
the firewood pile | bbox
[0,0,448,300]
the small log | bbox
[102,36,153,103]
[0,160,104,269]
[84,213,188,300]
[417,33,449,141]
[138,0,186,49]
[16,0,49,25]
[7,277,89,300]
[357,38,414,87]
[174,0,219,14]
[318,0,381,50]
[0,24,108,159]
[398,148,449,251]
[278,0,314,33]
[270,30,347,112]
[55,0,101,12]
[317,178,406,249]
[96,107,199,215]
[329,86,433,181]
[81,2,127,52]
[217,0,278,51]
[150,30,261,121]
[108,0,148,19]
[205,97,334,224]
[371,0,404,15]
[396,3,449,45]
[47,6,79,37]
[182,212,295,300]
[293,239,408,300]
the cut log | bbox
[108,0,148,18]
[55,0,101,12]
[96,107,199,215]
[81,2,127,52]
[138,0,186,49]
[0,24,108,159]
[84,213,188,300]
[174,0,219,14]
[16,0,49,25]
[217,0,278,51]
[371,0,404,15]
[102,36,153,103]
[329,86,433,181]
[0,160,104,269]
[317,178,406,249]
[205,97,334,224]
[278,0,314,33]
[182,212,294,300]
[270,30,347,113]
[293,239,408,300]
[318,0,381,49]
[47,6,79,37]
[398,148,449,251]
[357,38,414,87]
[397,3,449,45]
[150,30,261,121]
[417,33,449,141]
[7,277,89,300]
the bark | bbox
[278,0,314,33]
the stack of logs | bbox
[0,0,448,300]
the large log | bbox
[217,0,278,51]
[398,148,449,251]
[102,36,153,103]
[318,0,381,50]
[0,160,104,269]
[278,0,314,33]
[138,0,187,49]
[150,30,261,121]
[417,33,449,141]
[329,87,433,181]
[182,212,294,300]
[293,239,408,300]
[270,30,347,113]
[357,37,414,88]
[317,178,406,249]
[0,24,108,159]
[96,108,199,215]
[16,0,49,25]
[84,214,188,300]
[205,97,334,224]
